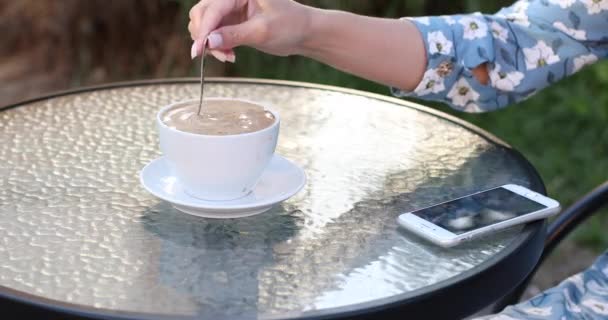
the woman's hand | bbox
[188,0,312,62]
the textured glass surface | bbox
[0,82,539,318]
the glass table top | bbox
[0,80,543,319]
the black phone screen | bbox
[412,187,547,235]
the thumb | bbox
[207,19,266,50]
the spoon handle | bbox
[197,41,207,116]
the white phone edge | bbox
[397,184,561,248]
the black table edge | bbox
[0,78,548,320]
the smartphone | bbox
[397,184,560,247]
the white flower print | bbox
[498,12,530,27]
[491,21,509,43]
[511,13,530,27]
[427,31,453,55]
[563,288,582,313]
[441,15,456,25]
[581,0,608,14]
[513,1,530,13]
[490,64,524,91]
[581,298,608,315]
[573,54,598,73]
[499,1,531,27]
[460,17,488,40]
[413,16,430,25]
[566,273,586,293]
[553,21,587,40]
[521,306,553,316]
[549,0,576,8]
[447,78,480,107]
[588,279,608,295]
[523,41,560,70]
[413,69,446,96]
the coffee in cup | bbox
[157,98,280,201]
[162,100,275,136]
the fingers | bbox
[188,0,205,20]
[188,0,249,59]
[190,39,235,63]
[209,49,236,63]
[207,18,267,50]
[195,0,240,43]
[188,1,208,40]
[188,21,195,40]
[190,40,202,59]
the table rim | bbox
[0,77,547,320]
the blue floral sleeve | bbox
[474,251,608,320]
[392,0,608,112]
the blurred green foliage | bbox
[180,0,608,250]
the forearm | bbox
[298,8,427,91]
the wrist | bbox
[295,6,331,57]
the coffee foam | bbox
[162,100,275,135]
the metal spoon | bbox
[197,40,207,116]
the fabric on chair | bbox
[475,251,608,319]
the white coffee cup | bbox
[157,98,280,201]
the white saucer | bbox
[140,155,306,218]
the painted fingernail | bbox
[191,41,199,59]
[208,33,223,49]
[210,50,226,62]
